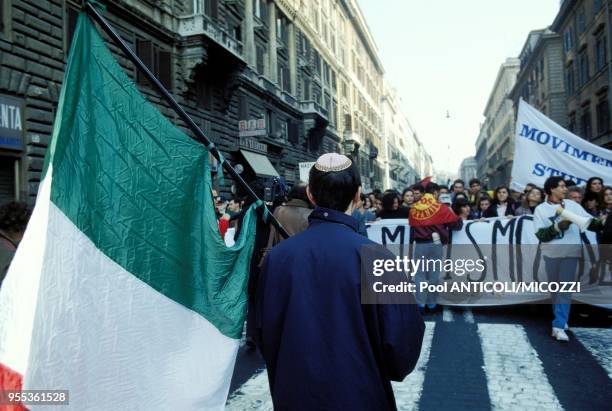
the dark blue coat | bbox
[257,207,425,411]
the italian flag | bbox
[0,12,256,410]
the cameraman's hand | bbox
[558,220,572,231]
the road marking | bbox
[226,369,272,410]
[573,327,612,380]
[392,321,436,410]
[463,308,475,324]
[477,323,563,410]
[228,323,437,410]
[442,306,454,322]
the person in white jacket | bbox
[533,176,604,342]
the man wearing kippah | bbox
[256,153,425,411]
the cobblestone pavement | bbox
[226,305,612,411]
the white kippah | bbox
[314,153,352,172]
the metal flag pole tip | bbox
[83,1,288,239]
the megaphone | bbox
[556,207,592,232]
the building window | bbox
[0,0,10,37]
[274,117,288,141]
[577,10,585,34]
[539,59,544,81]
[276,15,288,44]
[341,80,348,99]
[313,50,321,76]
[580,108,592,139]
[564,27,573,52]
[595,0,602,14]
[256,46,264,74]
[313,88,321,105]
[205,0,218,20]
[578,49,589,86]
[288,120,299,143]
[597,98,609,135]
[568,113,576,133]
[302,78,311,100]
[596,34,606,71]
[322,61,330,85]
[278,65,290,92]
[566,62,575,94]
[136,39,173,90]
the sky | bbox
[358,0,561,175]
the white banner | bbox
[298,162,316,182]
[511,99,612,191]
[365,217,601,246]
[366,218,608,307]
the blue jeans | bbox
[544,257,579,329]
[413,242,443,306]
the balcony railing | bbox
[178,13,243,59]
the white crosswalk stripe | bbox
[226,369,272,410]
[572,327,612,380]
[463,308,475,323]
[442,306,454,322]
[477,323,563,410]
[391,321,436,411]
[228,322,612,410]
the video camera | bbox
[263,177,289,210]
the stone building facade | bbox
[552,0,612,148]
[476,57,520,188]
[380,84,424,190]
[0,0,401,204]
[509,28,567,127]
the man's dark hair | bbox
[308,158,361,211]
[0,202,31,234]
[411,184,424,193]
[544,176,565,195]
[425,182,439,194]
[453,179,465,186]
[564,179,577,187]
[288,182,309,203]
[469,178,481,187]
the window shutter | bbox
[288,121,299,143]
[136,39,153,85]
[158,50,172,90]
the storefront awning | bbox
[240,149,280,178]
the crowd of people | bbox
[351,176,612,243]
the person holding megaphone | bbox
[533,176,606,342]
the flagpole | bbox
[84,2,289,239]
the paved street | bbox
[227,305,612,411]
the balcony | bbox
[178,13,244,60]
[299,101,329,120]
